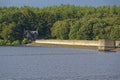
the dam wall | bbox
[35,40,98,46]
[35,40,120,51]
[116,41,120,48]
[98,40,115,51]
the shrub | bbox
[0,40,6,46]
[11,40,20,46]
[22,38,30,44]
[6,40,12,46]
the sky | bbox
[0,0,120,8]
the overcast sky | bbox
[0,0,120,8]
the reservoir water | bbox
[0,46,120,80]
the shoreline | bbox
[26,41,120,52]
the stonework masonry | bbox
[35,40,120,51]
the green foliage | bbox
[22,38,30,44]
[51,19,75,39]
[0,39,20,46]
[11,40,20,46]
[0,40,6,46]
[0,22,23,41]
[69,21,80,39]
[0,5,120,46]
[5,40,11,46]
[0,23,16,41]
[110,25,120,40]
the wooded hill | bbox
[0,5,120,45]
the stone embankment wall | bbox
[98,40,115,51]
[35,40,120,51]
[116,41,120,48]
[35,40,98,46]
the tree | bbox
[0,22,23,41]
[0,23,16,41]
[51,20,72,39]
[110,25,120,40]
[69,21,81,39]
[0,5,120,42]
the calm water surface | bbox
[0,46,120,80]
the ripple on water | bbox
[0,47,120,80]
[1,75,120,80]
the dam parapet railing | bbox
[35,40,120,51]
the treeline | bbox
[0,5,120,45]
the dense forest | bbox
[0,5,120,45]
